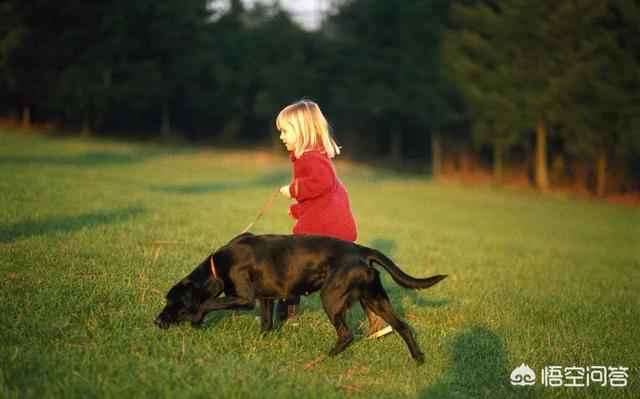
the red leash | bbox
[237,188,280,235]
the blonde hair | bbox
[276,100,341,159]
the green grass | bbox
[1,129,638,398]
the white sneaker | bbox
[366,325,393,339]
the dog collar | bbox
[209,256,218,280]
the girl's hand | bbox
[280,185,291,199]
[287,208,295,219]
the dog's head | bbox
[155,279,198,328]
[155,270,223,329]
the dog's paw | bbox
[191,315,204,328]
[327,345,345,357]
[413,352,425,364]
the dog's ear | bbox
[179,280,200,313]
[201,278,223,302]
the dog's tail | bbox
[364,247,447,290]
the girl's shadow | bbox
[419,325,539,398]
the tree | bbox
[0,0,69,126]
[547,0,640,196]
[48,0,116,135]
[443,2,525,184]
[326,0,455,169]
[0,0,213,136]
[249,4,332,148]
[445,1,583,188]
[129,0,211,137]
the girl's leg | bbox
[363,306,393,339]
[276,296,300,325]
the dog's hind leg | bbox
[322,299,353,356]
[259,298,274,333]
[361,271,425,363]
[320,273,358,356]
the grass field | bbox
[1,129,638,398]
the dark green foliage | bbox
[325,0,459,162]
[0,0,638,188]
[444,0,640,188]
[547,0,640,158]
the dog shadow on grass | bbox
[0,206,145,243]
[418,325,539,399]
[195,310,237,329]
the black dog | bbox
[155,233,447,363]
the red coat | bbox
[288,150,357,242]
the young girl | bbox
[276,99,392,339]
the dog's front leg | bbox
[191,296,255,327]
[259,299,274,334]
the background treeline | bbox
[1,0,639,195]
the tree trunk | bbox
[22,105,31,130]
[340,129,358,159]
[81,117,91,137]
[459,144,471,174]
[535,120,549,192]
[219,114,242,145]
[596,144,607,197]
[160,104,172,139]
[390,123,402,169]
[431,133,442,179]
[493,143,503,185]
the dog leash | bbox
[209,256,218,279]
[211,188,281,280]
[238,188,281,235]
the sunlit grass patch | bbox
[1,129,638,398]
